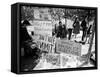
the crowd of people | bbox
[53,17,94,44]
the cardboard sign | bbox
[56,39,82,56]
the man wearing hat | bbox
[20,20,41,71]
[20,20,32,44]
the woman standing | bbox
[73,18,80,38]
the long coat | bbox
[73,21,80,34]
[20,27,32,46]
[56,25,67,38]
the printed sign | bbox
[56,39,82,56]
[31,20,52,36]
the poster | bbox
[32,20,52,36]
[27,19,55,53]
[36,34,55,53]
[56,39,82,56]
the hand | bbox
[31,44,36,49]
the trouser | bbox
[82,29,87,41]
[68,28,73,40]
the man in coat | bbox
[81,18,87,42]
[56,21,67,39]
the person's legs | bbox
[82,30,85,41]
[75,34,77,38]
[68,29,72,40]
[82,29,87,41]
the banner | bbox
[56,39,82,56]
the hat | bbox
[22,20,31,26]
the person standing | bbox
[20,20,32,56]
[81,18,87,41]
[73,18,80,39]
[67,19,74,40]
[56,21,67,39]
[62,24,67,38]
[20,20,41,71]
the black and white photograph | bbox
[11,3,98,74]
[0,0,100,76]
[19,4,97,72]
